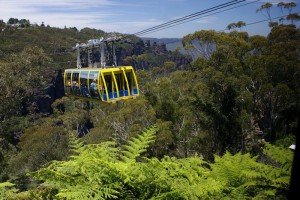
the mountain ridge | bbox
[141,37,186,54]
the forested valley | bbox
[0,3,299,199]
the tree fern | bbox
[126,155,223,200]
[263,142,293,171]
[30,141,123,199]
[0,182,18,200]
[28,128,291,199]
[120,126,157,163]
[68,131,85,155]
[211,152,261,199]
[30,126,158,199]
[210,145,292,199]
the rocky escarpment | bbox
[36,69,65,114]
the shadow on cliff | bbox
[36,69,65,114]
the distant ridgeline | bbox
[142,37,186,54]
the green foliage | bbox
[126,156,218,200]
[8,126,69,176]
[26,129,292,199]
[263,142,293,172]
[0,139,17,182]
[0,20,6,30]
[120,126,157,163]
[210,144,292,199]
[122,51,191,71]
[149,120,174,158]
[83,97,156,145]
[176,22,299,155]
[0,47,52,119]
[0,6,299,198]
[30,126,158,199]
[0,182,18,200]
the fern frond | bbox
[120,126,157,163]
[57,183,120,200]
[0,182,15,188]
[81,141,119,162]
[68,131,85,154]
[0,182,18,200]
[31,139,127,199]
[263,142,293,171]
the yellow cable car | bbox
[64,66,139,103]
[64,37,139,103]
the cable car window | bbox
[132,74,138,96]
[72,72,79,85]
[105,75,112,93]
[126,71,138,96]
[80,71,89,97]
[98,76,105,99]
[122,71,130,96]
[126,72,132,94]
[89,71,99,99]
[72,72,81,96]
[115,73,126,97]
[65,71,72,95]
[66,72,72,86]
[115,73,121,89]
[99,75,107,101]
[105,74,118,100]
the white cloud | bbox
[0,0,168,33]
[0,0,126,29]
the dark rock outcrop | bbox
[36,69,65,114]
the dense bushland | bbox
[0,3,299,199]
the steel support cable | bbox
[48,0,277,55]
[133,0,246,35]
[218,11,300,32]
[161,12,298,46]
[46,0,254,54]
[47,12,297,60]
[133,0,247,36]
[135,0,261,36]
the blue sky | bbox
[1,0,299,38]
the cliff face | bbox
[36,70,65,114]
